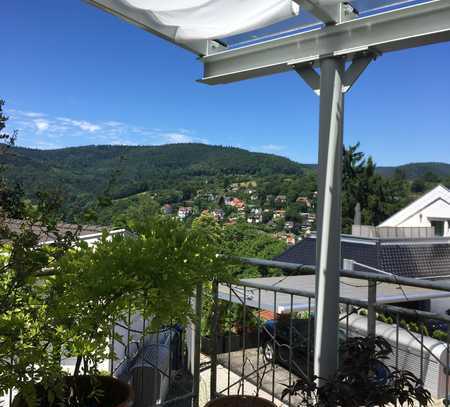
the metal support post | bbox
[314,56,345,383]
[193,283,203,407]
[368,281,377,336]
[210,280,219,400]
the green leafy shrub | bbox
[432,329,448,342]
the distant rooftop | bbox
[2,218,120,244]
[275,233,450,279]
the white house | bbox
[379,184,450,237]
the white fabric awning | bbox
[88,0,299,44]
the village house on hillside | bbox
[296,196,312,208]
[162,203,173,215]
[224,197,245,210]
[212,208,225,222]
[177,206,193,220]
[3,219,127,245]
[274,195,287,204]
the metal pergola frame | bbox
[86,0,450,384]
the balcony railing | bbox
[4,257,450,407]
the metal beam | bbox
[343,54,375,93]
[295,53,374,95]
[294,65,320,95]
[200,0,450,84]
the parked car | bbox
[261,318,347,378]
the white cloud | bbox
[162,132,193,144]
[7,108,208,148]
[58,117,101,133]
[34,119,50,133]
[24,111,46,118]
[9,109,46,118]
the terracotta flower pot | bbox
[13,376,133,407]
[204,395,276,407]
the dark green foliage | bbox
[377,162,450,180]
[282,336,432,407]
[432,329,448,341]
[222,223,288,277]
[12,376,131,407]
[342,144,411,233]
[2,144,308,218]
[0,100,17,149]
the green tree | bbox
[222,223,287,278]
[341,143,410,233]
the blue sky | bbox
[1,0,449,165]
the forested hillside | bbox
[2,143,449,227]
[1,144,310,216]
[377,162,450,179]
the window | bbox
[431,220,445,236]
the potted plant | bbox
[281,336,432,407]
[1,207,227,406]
[0,211,135,407]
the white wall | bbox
[379,185,450,236]
[398,199,450,236]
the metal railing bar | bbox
[228,283,232,396]
[420,323,424,390]
[159,392,195,407]
[127,307,131,358]
[256,287,261,397]
[193,284,202,407]
[110,322,115,375]
[155,329,160,404]
[231,256,315,274]
[396,313,400,371]
[446,326,449,404]
[211,280,219,401]
[272,291,276,403]
[289,294,294,407]
[374,303,450,324]
[229,285,257,306]
[227,280,366,307]
[398,322,444,368]
[142,317,147,404]
[242,286,247,395]
[307,298,312,380]
[345,304,350,340]
[221,361,272,394]
[233,256,450,292]
[339,306,360,322]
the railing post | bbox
[368,280,377,336]
[344,259,376,336]
[193,283,203,407]
[210,279,219,400]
